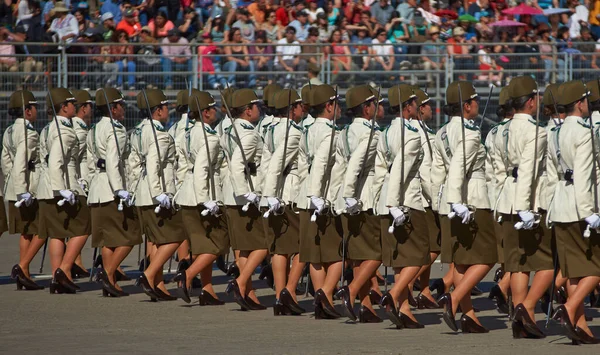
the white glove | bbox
[344,197,360,214]
[77,178,88,193]
[59,190,76,205]
[116,190,130,200]
[518,210,535,229]
[17,192,34,207]
[389,207,406,226]
[585,214,600,229]
[267,197,281,211]
[202,200,220,216]
[244,192,260,205]
[310,196,325,214]
[155,193,171,209]
[451,203,470,224]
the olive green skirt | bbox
[501,212,553,272]
[450,209,498,265]
[225,204,267,251]
[139,205,186,245]
[264,208,300,255]
[380,209,430,268]
[554,221,600,279]
[344,210,382,261]
[90,200,142,248]
[440,215,454,264]
[38,197,91,239]
[298,209,344,264]
[181,206,229,256]
[493,218,505,264]
[8,199,39,235]
[425,207,441,253]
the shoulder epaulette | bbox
[528,118,545,127]
[77,121,89,130]
[111,121,123,129]
[464,121,479,131]
[241,122,254,130]
[291,122,302,132]
[550,125,560,132]
[61,119,73,128]
[154,123,166,132]
[26,124,35,131]
[577,118,591,129]
[425,126,435,134]
[205,126,217,135]
[404,122,418,133]
[439,121,449,129]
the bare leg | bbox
[185,254,217,286]
[59,235,89,279]
[49,238,66,276]
[199,262,219,298]
[498,269,511,295]
[272,253,289,299]
[390,266,420,312]
[521,269,553,320]
[74,253,85,268]
[416,252,440,300]
[347,260,381,301]
[452,264,493,325]
[19,234,33,262]
[145,242,180,294]
[176,239,190,262]
[19,235,46,277]
[285,254,305,302]
[236,249,268,297]
[510,271,531,307]
[322,261,342,304]
[442,263,455,291]
[104,246,133,289]
[310,263,326,292]
[565,276,600,335]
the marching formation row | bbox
[3,77,600,344]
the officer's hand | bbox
[389,206,406,226]
[451,203,470,224]
[518,210,535,229]
[155,193,171,209]
[59,190,76,205]
[585,214,600,229]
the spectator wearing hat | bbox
[136,26,162,89]
[222,27,256,88]
[75,28,105,90]
[275,26,306,88]
[289,10,309,42]
[370,0,394,28]
[116,8,142,39]
[161,28,192,89]
[48,2,79,45]
[232,8,256,42]
[100,12,116,41]
[447,26,476,80]
[42,0,70,26]
[148,10,175,40]
[260,9,283,42]
[305,0,324,24]
[203,14,230,43]
[100,0,122,24]
[249,30,275,88]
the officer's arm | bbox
[574,132,596,219]
[386,135,420,207]
[12,126,29,195]
[446,129,479,205]
[145,131,170,199]
[48,128,69,192]
[342,130,377,198]
[231,130,257,196]
[106,128,125,194]
[514,128,547,211]
[306,129,334,198]
[263,131,300,197]
[85,131,96,189]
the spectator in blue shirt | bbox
[288,10,309,42]
[370,0,394,27]
[101,0,122,24]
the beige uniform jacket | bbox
[216,115,232,184]
[71,117,89,196]
[544,118,562,215]
[435,116,490,213]
[86,116,128,204]
[256,115,278,206]
[261,118,303,204]
[220,118,263,206]
[409,119,436,208]
[548,116,598,223]
[301,114,316,130]
[1,118,39,200]
[484,118,509,210]
[330,117,380,213]
[131,120,176,207]
[494,113,547,214]
[174,121,222,206]
[374,117,423,215]
[538,119,557,211]
[37,116,78,200]
[127,120,148,195]
[169,113,191,189]
[297,117,338,209]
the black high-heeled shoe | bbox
[116,270,131,282]
[408,290,418,308]
[416,293,440,309]
[314,289,341,318]
[155,288,177,301]
[553,305,581,341]
[12,264,44,290]
[488,284,509,314]
[226,279,252,311]
[138,273,160,300]
[460,314,488,333]
[575,327,600,344]
[258,264,274,290]
[245,295,267,310]
[430,278,446,300]
[226,263,240,278]
[54,268,79,292]
[359,306,382,323]
[400,312,424,329]
[173,272,191,304]
[199,290,225,306]
[556,286,568,304]
[274,300,292,316]
[335,286,357,321]
[49,280,76,294]
[512,320,528,339]
[380,292,403,328]
[314,302,332,320]
[280,288,305,314]
[71,264,90,279]
[15,275,44,290]
[438,293,458,332]
[368,290,382,306]
[493,268,504,283]
[97,270,121,297]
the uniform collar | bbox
[513,113,533,120]
[18,118,34,128]
[152,119,165,129]
[314,117,333,124]
[72,116,88,129]
[451,115,475,122]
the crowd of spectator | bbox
[0,0,599,91]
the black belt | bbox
[510,167,518,179]
[27,159,35,171]
[560,169,573,183]
[244,162,257,176]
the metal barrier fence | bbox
[0,42,598,134]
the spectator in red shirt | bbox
[276,1,292,27]
[148,10,175,39]
[116,8,142,39]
